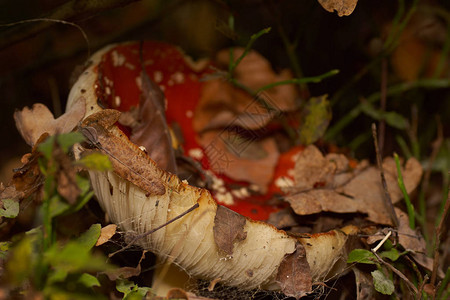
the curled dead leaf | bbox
[194,47,298,133]
[276,242,312,299]
[14,98,86,147]
[104,251,146,281]
[317,0,358,17]
[80,110,166,196]
[96,224,117,246]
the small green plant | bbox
[1,132,117,299]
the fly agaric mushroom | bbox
[67,41,356,298]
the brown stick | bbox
[372,123,399,227]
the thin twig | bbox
[372,250,419,295]
[109,203,199,257]
[417,274,429,300]
[372,230,392,252]
[430,179,450,286]
[0,0,139,51]
[372,123,399,227]
[0,18,91,59]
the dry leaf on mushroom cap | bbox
[193,47,299,133]
[194,47,299,192]
[285,145,423,225]
[198,131,280,193]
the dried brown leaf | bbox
[352,266,376,300]
[96,224,117,246]
[104,251,146,281]
[53,142,80,204]
[193,48,298,133]
[292,145,350,190]
[317,0,358,17]
[286,145,423,225]
[0,143,45,202]
[80,109,166,196]
[125,62,177,173]
[395,208,444,278]
[213,205,247,255]
[14,98,86,147]
[199,131,279,193]
[276,242,312,299]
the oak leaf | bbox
[317,0,358,17]
[14,98,86,147]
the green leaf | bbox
[38,136,55,159]
[371,270,394,295]
[38,132,85,159]
[347,249,377,264]
[47,268,68,284]
[116,279,135,294]
[380,248,400,262]
[57,132,85,153]
[116,279,151,300]
[0,241,11,259]
[0,199,19,218]
[69,223,100,252]
[48,176,94,218]
[78,273,101,288]
[77,153,112,171]
[44,224,106,273]
[6,237,34,286]
[298,95,332,145]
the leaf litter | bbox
[5,36,444,300]
[285,145,423,225]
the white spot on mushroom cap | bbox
[125,62,135,70]
[188,148,203,160]
[172,71,185,84]
[216,191,234,206]
[112,50,126,67]
[153,71,163,83]
[186,110,193,118]
[135,76,142,91]
[114,96,121,107]
[274,176,294,189]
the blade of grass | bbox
[256,69,339,93]
[326,78,450,141]
[395,135,413,159]
[436,267,450,300]
[228,27,271,74]
[394,153,415,229]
